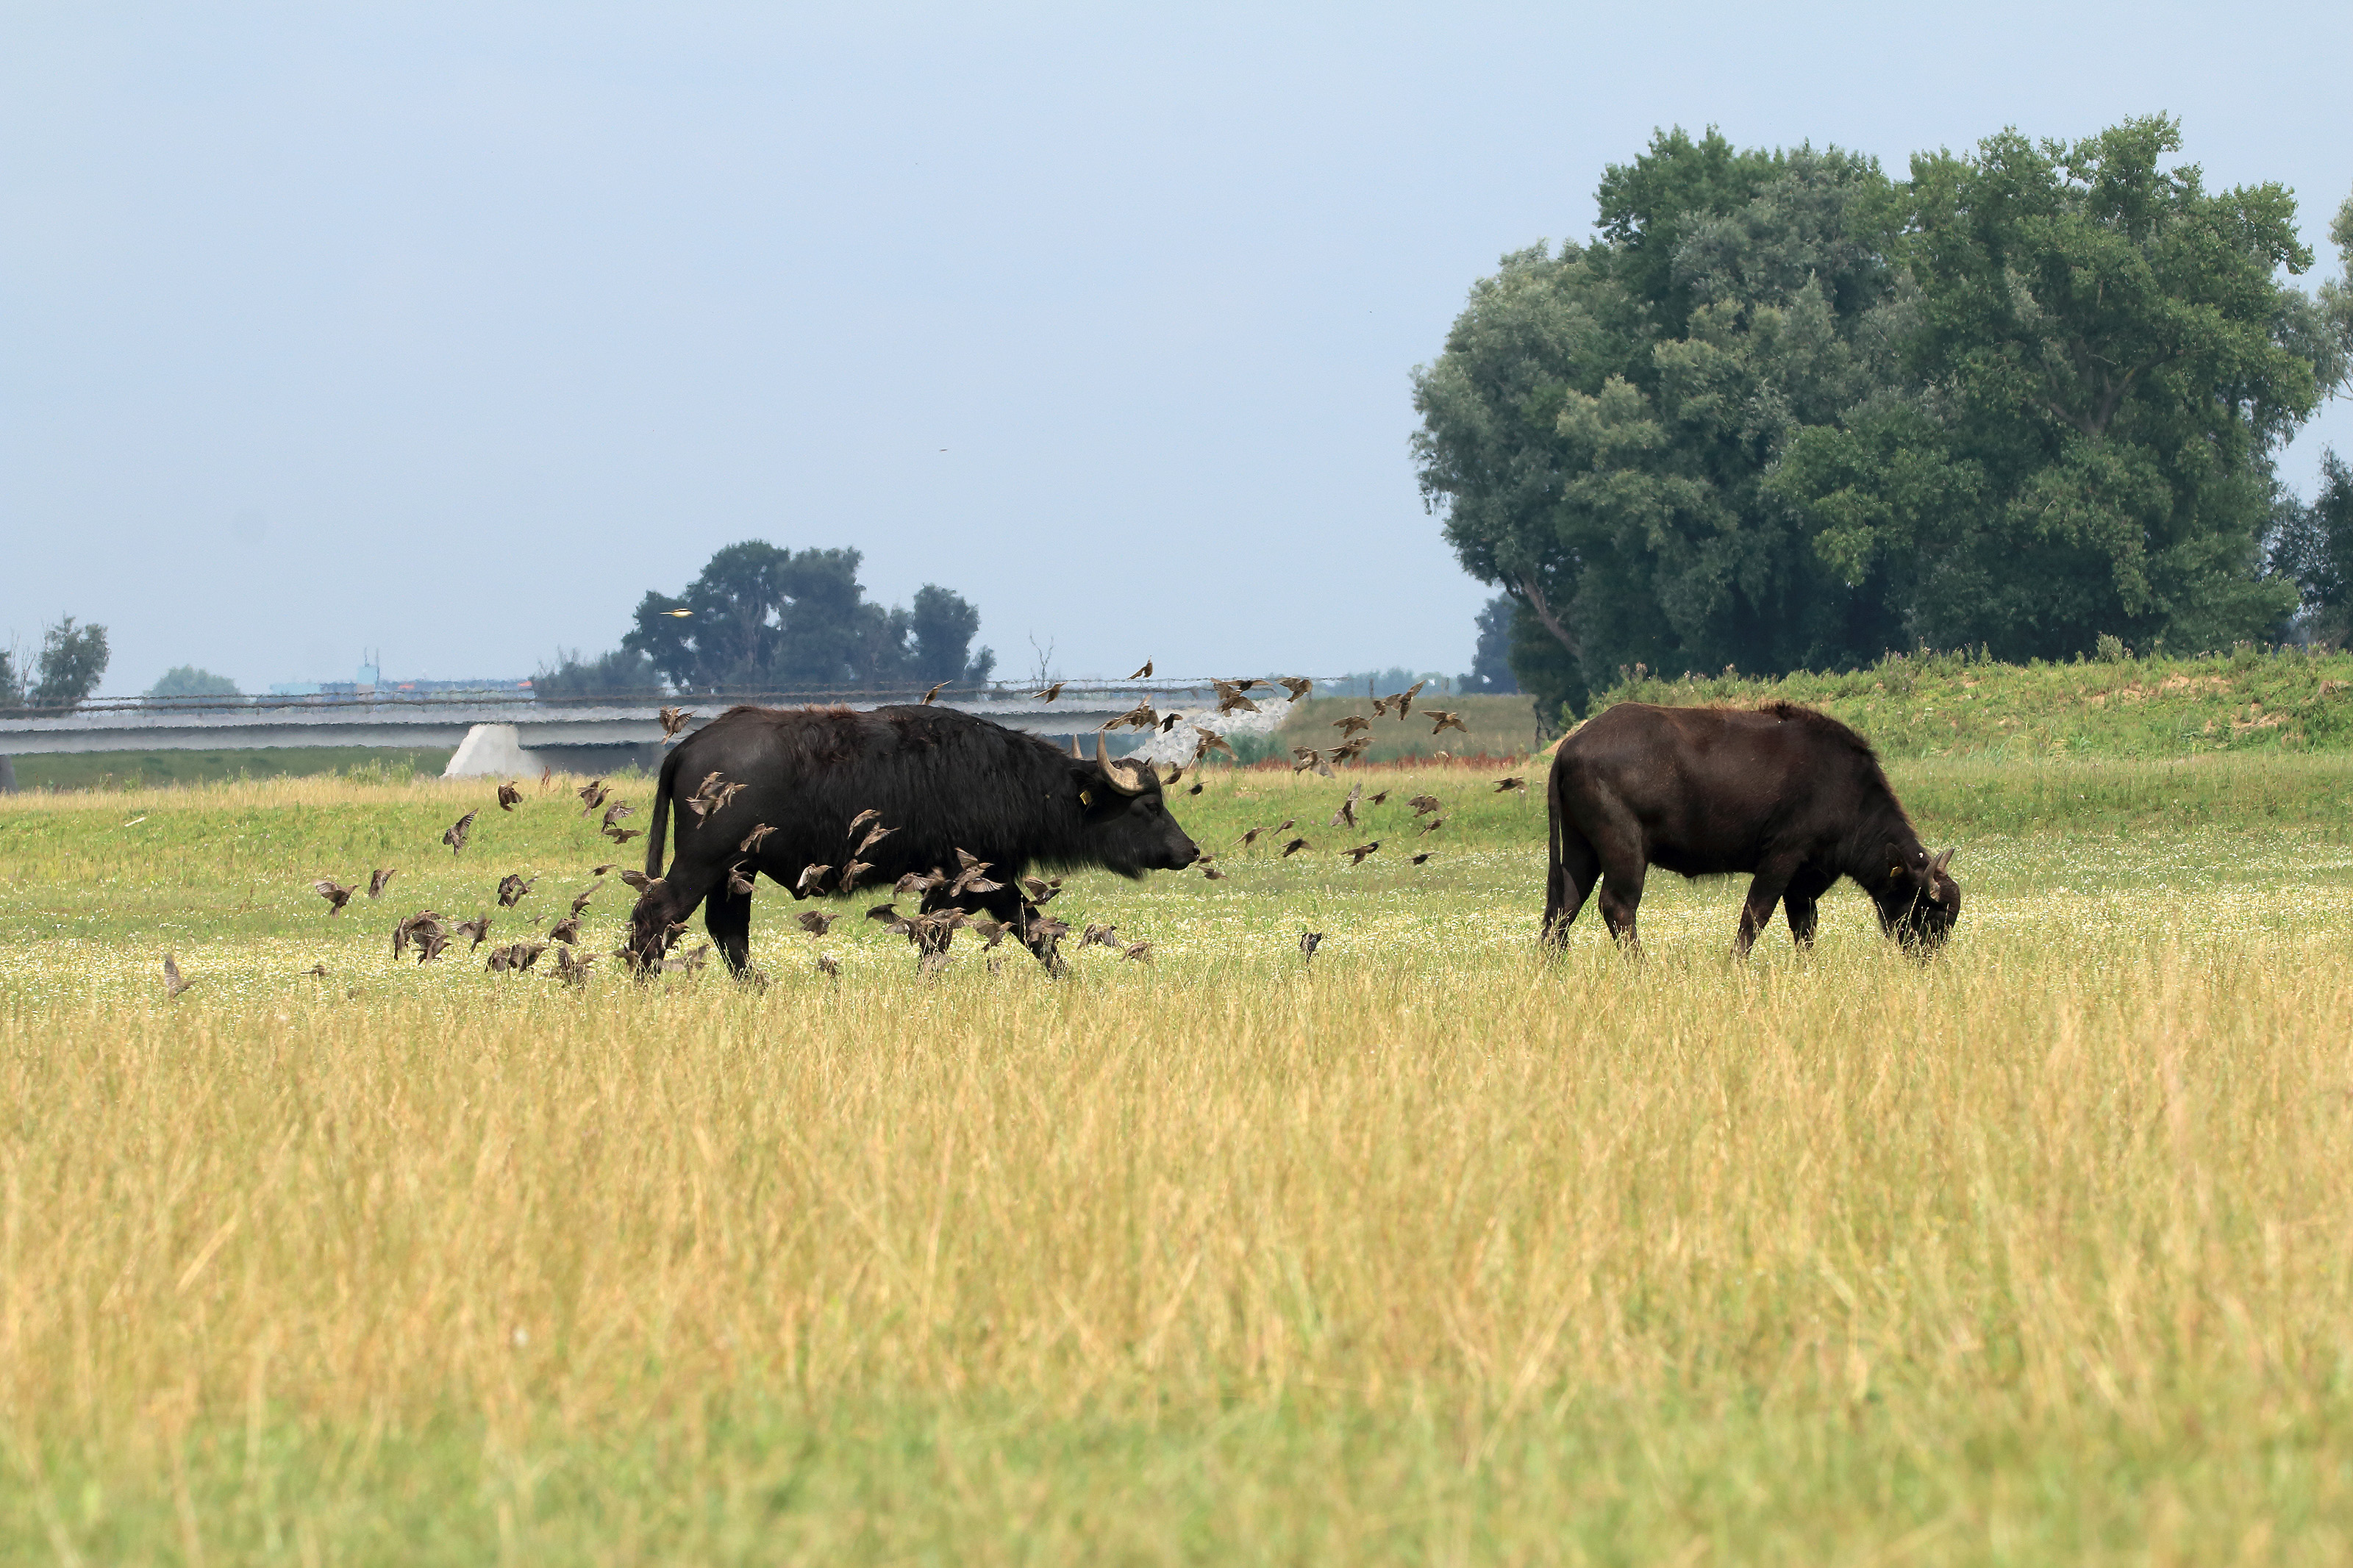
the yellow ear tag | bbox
[1888,866,1903,882]
[1079,789,1093,806]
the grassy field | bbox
[5,747,2353,1563]
[7,746,455,792]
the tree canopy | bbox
[616,542,994,696]
[2269,451,2353,648]
[20,617,110,710]
[1415,117,2344,715]
[146,665,240,699]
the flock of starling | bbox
[159,674,1531,998]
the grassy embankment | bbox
[4,702,2353,1559]
[1574,642,2353,759]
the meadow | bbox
[4,732,2353,1563]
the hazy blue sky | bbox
[5,1,2348,694]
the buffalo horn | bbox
[1071,734,1084,760]
[1930,847,1955,876]
[1094,732,1151,796]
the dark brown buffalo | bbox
[1543,701,1960,955]
[625,703,1200,974]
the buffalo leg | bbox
[1735,857,1804,958]
[625,864,723,973]
[1782,867,1833,949]
[1594,858,1647,952]
[1543,825,1602,948]
[704,879,754,975]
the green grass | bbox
[1582,642,2353,759]
[7,745,456,791]
[7,755,2353,1562]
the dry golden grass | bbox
[5,762,2353,1561]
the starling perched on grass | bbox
[162,954,193,998]
[1298,931,1322,962]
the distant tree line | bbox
[0,617,110,712]
[1415,115,2353,715]
[538,541,994,699]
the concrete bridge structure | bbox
[0,682,1286,784]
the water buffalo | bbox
[624,704,1200,973]
[1543,701,1960,956]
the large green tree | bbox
[1418,118,2340,714]
[1414,132,1909,712]
[1774,116,2327,658]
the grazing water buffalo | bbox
[625,704,1200,973]
[1543,701,1960,956]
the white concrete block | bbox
[443,723,548,778]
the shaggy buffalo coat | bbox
[626,704,1200,972]
[1543,701,1960,955]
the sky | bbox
[4,1,2349,696]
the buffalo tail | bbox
[646,745,679,880]
[1542,753,1567,938]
